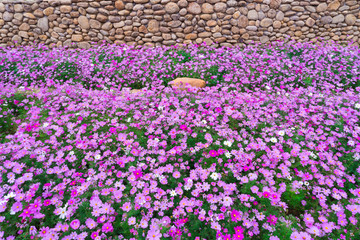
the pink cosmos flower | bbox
[263,191,270,198]
[209,149,218,157]
[147,229,162,240]
[102,222,113,233]
[222,234,231,240]
[267,215,278,226]
[133,169,143,179]
[11,202,22,213]
[230,209,241,222]
[233,232,245,240]
[70,219,80,229]
[85,218,97,229]
[90,231,99,239]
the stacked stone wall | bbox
[0,0,359,48]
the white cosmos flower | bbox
[270,137,277,143]
[170,190,177,197]
[278,130,285,136]
[355,103,360,109]
[59,207,67,219]
[210,172,219,181]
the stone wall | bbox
[0,0,359,49]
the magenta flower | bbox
[222,234,231,240]
[109,127,117,133]
[102,222,113,233]
[234,226,244,234]
[267,215,278,226]
[209,149,218,157]
[263,192,270,198]
[233,232,245,240]
[90,231,99,239]
[230,209,241,222]
[71,190,77,197]
[133,169,143,179]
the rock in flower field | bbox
[0,41,360,240]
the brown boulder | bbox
[328,1,340,11]
[187,2,201,14]
[115,0,125,10]
[169,78,206,90]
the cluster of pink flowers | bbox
[0,41,359,239]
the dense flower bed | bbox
[0,41,360,240]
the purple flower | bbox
[147,229,162,240]
[85,218,97,229]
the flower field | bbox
[0,41,360,240]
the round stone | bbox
[269,0,281,9]
[147,20,159,32]
[43,7,54,16]
[345,14,356,25]
[187,2,201,14]
[273,20,281,28]
[306,18,315,27]
[316,3,327,12]
[115,0,125,10]
[328,1,340,11]
[165,2,179,14]
[12,35,22,44]
[78,16,89,29]
[37,17,49,32]
[260,36,269,43]
[238,15,248,28]
[3,12,13,21]
[202,3,214,14]
[60,6,72,13]
[332,14,344,24]
[276,11,284,21]
[89,19,101,29]
[260,18,273,27]
[19,23,30,31]
[248,10,258,20]
[214,2,227,12]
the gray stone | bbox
[248,10,258,20]
[275,11,284,21]
[3,12,13,21]
[321,16,332,24]
[37,17,49,32]
[0,3,5,13]
[12,35,22,43]
[214,2,227,12]
[260,18,273,27]
[332,14,344,24]
[317,3,327,12]
[345,14,356,25]
[78,16,89,29]
[260,36,269,43]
